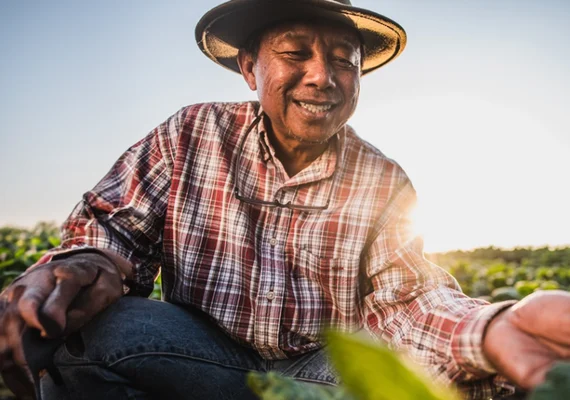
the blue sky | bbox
[1,0,569,251]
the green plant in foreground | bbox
[249,334,570,400]
[326,332,458,400]
[248,332,458,400]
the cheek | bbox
[260,77,293,108]
[342,78,360,114]
[350,84,360,108]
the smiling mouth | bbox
[297,101,334,114]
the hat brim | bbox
[195,0,407,76]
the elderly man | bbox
[1,0,570,399]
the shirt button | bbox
[266,291,275,301]
[269,238,277,246]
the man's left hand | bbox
[483,290,570,390]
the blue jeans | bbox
[38,297,339,399]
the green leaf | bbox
[151,282,162,300]
[326,332,458,400]
[247,372,352,400]
[0,259,15,269]
[48,236,61,248]
[491,286,521,302]
[14,247,26,259]
[0,271,22,277]
[28,251,45,263]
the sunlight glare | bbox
[354,93,570,253]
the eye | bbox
[282,50,310,60]
[334,57,357,69]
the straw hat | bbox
[195,0,407,75]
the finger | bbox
[64,272,123,334]
[1,364,35,399]
[35,260,101,337]
[510,291,570,346]
[17,284,55,333]
[39,278,85,338]
[0,286,24,354]
[0,297,11,354]
[14,267,56,332]
[4,287,28,366]
[535,335,570,359]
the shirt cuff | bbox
[34,243,94,265]
[451,300,518,376]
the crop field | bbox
[427,246,570,302]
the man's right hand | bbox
[0,250,131,368]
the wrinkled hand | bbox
[0,251,131,369]
[483,290,570,390]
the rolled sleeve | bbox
[362,178,516,398]
[451,300,517,375]
[31,107,187,295]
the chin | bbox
[287,130,333,144]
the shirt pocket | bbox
[290,247,362,330]
[292,247,359,281]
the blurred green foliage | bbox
[427,246,570,302]
[0,222,61,290]
[0,223,162,300]
[528,362,570,400]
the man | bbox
[1,0,570,399]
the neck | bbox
[266,130,330,177]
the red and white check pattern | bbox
[39,102,514,398]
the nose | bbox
[303,54,336,90]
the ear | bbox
[237,49,257,91]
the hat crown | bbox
[265,0,352,3]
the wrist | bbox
[481,305,513,370]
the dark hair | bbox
[241,26,266,62]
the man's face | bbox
[239,20,361,145]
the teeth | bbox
[298,101,332,113]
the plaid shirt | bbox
[40,101,513,398]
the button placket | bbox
[253,203,294,359]
[253,206,286,358]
